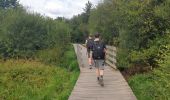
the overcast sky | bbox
[19,0,101,19]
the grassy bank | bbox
[0,45,79,100]
[128,53,170,100]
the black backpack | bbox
[92,41,105,59]
[86,39,94,50]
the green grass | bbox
[0,45,80,100]
[59,45,80,72]
[128,53,170,100]
[36,45,80,72]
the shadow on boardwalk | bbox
[69,44,137,100]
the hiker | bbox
[92,33,106,86]
[85,34,94,69]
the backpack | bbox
[86,39,94,50]
[92,41,105,59]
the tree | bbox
[69,2,93,43]
[83,1,92,24]
[0,6,71,59]
[0,0,18,9]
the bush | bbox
[0,7,70,59]
[113,0,170,69]
[36,45,79,71]
[36,47,64,65]
[128,52,170,100]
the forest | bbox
[0,0,170,100]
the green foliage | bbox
[1,0,169,99]
[59,45,79,71]
[0,2,84,100]
[69,1,93,43]
[0,5,78,99]
[0,59,79,100]
[88,1,119,45]
[0,44,79,100]
[130,34,170,67]
[36,45,79,72]
[128,53,170,100]
[83,1,92,24]
[0,7,70,59]
[111,0,170,69]
[36,47,64,65]
[116,48,130,70]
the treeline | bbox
[69,0,170,71]
[1,0,170,71]
[0,1,70,60]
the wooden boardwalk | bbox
[69,44,137,100]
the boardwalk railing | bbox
[105,45,117,69]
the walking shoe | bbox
[97,77,100,81]
[97,77,100,84]
[89,65,92,69]
[100,76,104,86]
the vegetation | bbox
[0,0,170,99]
[0,46,79,100]
[69,1,92,43]
[0,1,79,100]
[0,4,70,59]
[128,52,170,100]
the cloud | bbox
[19,0,101,19]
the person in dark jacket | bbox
[92,33,106,86]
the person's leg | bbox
[88,57,92,65]
[94,60,100,80]
[87,50,92,69]
[89,60,92,69]
[96,68,100,80]
[100,69,104,77]
[89,51,94,69]
[99,60,105,86]
[99,60,105,79]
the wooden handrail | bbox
[106,45,117,69]
[77,44,84,69]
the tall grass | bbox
[36,45,80,72]
[0,45,79,100]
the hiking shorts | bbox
[94,60,105,70]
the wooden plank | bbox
[105,45,117,70]
[105,60,117,69]
[106,55,116,64]
[106,57,115,64]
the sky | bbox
[19,0,101,19]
